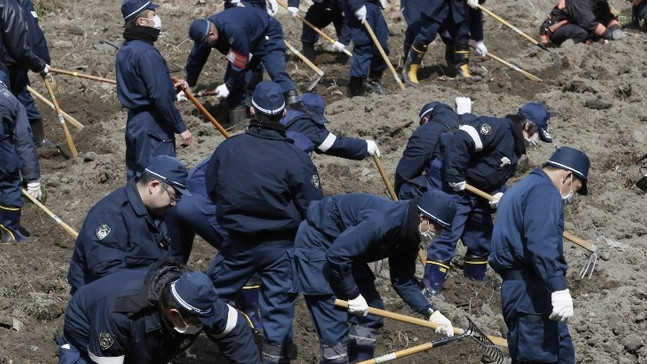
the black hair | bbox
[253,111,284,124]
[507,113,538,135]
[136,172,156,185]
[159,281,193,317]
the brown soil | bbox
[1,0,646,363]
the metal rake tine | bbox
[464,317,504,364]
[578,251,598,279]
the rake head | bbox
[578,251,598,279]
[462,317,504,364]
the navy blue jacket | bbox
[116,39,187,136]
[19,0,50,63]
[67,180,170,292]
[205,123,324,239]
[345,0,383,13]
[185,7,275,87]
[302,193,432,315]
[63,266,259,363]
[0,82,39,181]
[0,0,46,74]
[442,113,525,193]
[394,103,458,195]
[281,107,368,160]
[489,168,569,292]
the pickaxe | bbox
[284,40,324,91]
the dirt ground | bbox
[1,0,646,362]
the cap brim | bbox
[173,186,192,197]
[539,128,553,143]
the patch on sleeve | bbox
[310,174,321,190]
[95,224,111,240]
[479,123,492,136]
[99,332,114,351]
[225,49,248,69]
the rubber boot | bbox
[233,285,263,334]
[454,42,471,79]
[347,76,364,97]
[464,254,488,281]
[0,206,29,243]
[301,42,316,62]
[444,44,455,70]
[367,70,385,95]
[284,89,299,106]
[229,106,247,125]
[422,260,450,297]
[401,40,427,85]
[348,325,378,362]
[29,119,55,148]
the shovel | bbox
[284,40,324,91]
[464,184,598,279]
[476,4,562,69]
[355,317,503,364]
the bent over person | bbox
[489,146,590,363]
[58,259,260,364]
[292,191,457,363]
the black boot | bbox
[402,39,427,85]
[0,206,29,243]
[229,105,248,124]
[29,119,55,148]
[284,89,299,106]
[454,42,471,79]
[367,70,385,95]
[347,76,364,97]
[301,42,316,62]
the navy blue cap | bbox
[546,146,590,195]
[298,93,327,124]
[417,190,457,230]
[189,19,211,43]
[121,0,158,22]
[519,102,552,143]
[170,272,219,327]
[252,81,286,116]
[143,155,191,196]
[419,102,441,125]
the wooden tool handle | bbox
[42,76,78,157]
[22,189,78,238]
[49,67,116,84]
[172,77,231,139]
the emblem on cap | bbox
[96,224,111,240]
[310,174,321,190]
[99,332,114,350]
[480,123,492,136]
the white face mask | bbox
[152,15,162,30]
[418,220,438,248]
[173,313,203,335]
[524,132,539,147]
[560,173,575,205]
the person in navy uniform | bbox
[0,76,42,243]
[116,0,192,180]
[67,155,190,294]
[186,7,299,124]
[7,0,54,147]
[406,99,554,296]
[58,259,261,364]
[344,0,389,96]
[205,81,323,364]
[281,92,380,159]
[489,146,590,364]
[284,0,351,61]
[292,191,457,363]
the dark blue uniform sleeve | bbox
[139,49,187,134]
[469,8,484,42]
[287,117,367,160]
[287,0,300,7]
[1,0,46,72]
[389,249,433,315]
[326,210,393,298]
[205,301,262,364]
[523,185,569,291]
[81,212,130,281]
[222,26,252,87]
[185,42,212,87]
[86,309,129,361]
[290,154,325,218]
[442,125,477,184]
[394,125,441,195]
[12,98,39,181]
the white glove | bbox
[489,192,503,209]
[229,0,242,6]
[332,41,346,52]
[429,310,454,337]
[467,0,479,8]
[27,180,44,201]
[40,63,50,76]
[267,0,279,16]
[347,294,369,316]
[549,289,574,322]
[379,0,388,9]
[176,89,190,102]
[475,41,488,58]
[455,96,472,115]
[365,140,380,157]
[355,5,367,23]
[287,6,299,17]
[611,29,627,40]
[215,84,230,99]
[448,181,466,192]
